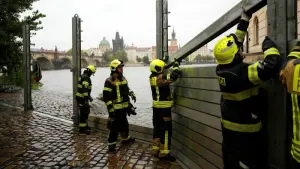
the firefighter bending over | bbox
[103,59,136,152]
[149,59,181,161]
[280,41,300,169]
[76,65,96,134]
[213,11,281,169]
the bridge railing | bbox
[162,0,297,168]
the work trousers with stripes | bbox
[152,107,172,157]
[222,127,265,169]
[107,109,129,145]
[79,104,90,128]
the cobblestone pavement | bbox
[0,106,181,169]
[0,90,152,128]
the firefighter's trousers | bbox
[107,109,130,146]
[78,104,90,128]
[222,127,265,169]
[152,107,172,157]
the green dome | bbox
[99,37,110,46]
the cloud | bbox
[23,0,242,51]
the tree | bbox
[195,54,202,62]
[142,55,150,64]
[102,51,113,63]
[112,50,128,63]
[0,1,46,73]
[136,56,142,63]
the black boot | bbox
[159,153,176,162]
[108,144,116,152]
[121,137,135,144]
[79,127,90,134]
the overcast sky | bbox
[23,0,242,51]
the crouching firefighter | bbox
[214,11,281,169]
[76,65,96,134]
[103,59,136,152]
[149,59,181,161]
[280,41,300,169]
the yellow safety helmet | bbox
[213,34,239,65]
[110,59,124,71]
[87,65,96,73]
[150,59,166,73]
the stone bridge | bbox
[31,51,102,70]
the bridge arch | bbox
[94,60,101,67]
[81,58,88,68]
[61,57,72,69]
[35,56,53,70]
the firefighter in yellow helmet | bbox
[103,59,136,152]
[214,11,282,169]
[149,59,181,161]
[280,41,300,168]
[76,65,96,134]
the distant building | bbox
[86,37,111,57]
[112,32,124,53]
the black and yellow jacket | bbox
[149,68,180,108]
[103,74,134,114]
[76,71,92,105]
[280,42,300,163]
[216,19,281,133]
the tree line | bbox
[0,0,46,85]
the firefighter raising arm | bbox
[244,36,281,85]
[156,61,181,87]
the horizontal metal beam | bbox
[165,0,267,68]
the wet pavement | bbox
[0,105,181,169]
[0,90,152,128]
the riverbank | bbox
[0,89,152,128]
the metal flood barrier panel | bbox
[170,65,223,169]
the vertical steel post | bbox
[27,25,32,110]
[156,0,163,60]
[72,15,79,125]
[77,17,82,72]
[22,24,32,111]
[266,0,289,168]
[22,25,28,111]
[162,0,169,60]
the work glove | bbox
[129,91,136,103]
[262,36,278,52]
[240,8,250,22]
[173,61,180,68]
[89,96,93,102]
[163,54,169,63]
[127,103,137,116]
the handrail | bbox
[165,0,267,69]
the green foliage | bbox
[112,50,128,63]
[0,0,46,70]
[136,56,142,63]
[0,0,46,83]
[102,50,113,63]
[142,55,150,64]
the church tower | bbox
[170,28,178,47]
[112,31,124,53]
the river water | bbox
[40,66,153,117]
